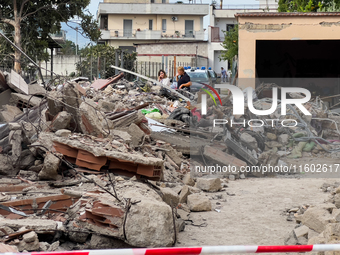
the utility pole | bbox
[76,27,78,55]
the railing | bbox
[214,4,278,10]
[101,29,206,40]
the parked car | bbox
[185,67,221,94]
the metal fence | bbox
[134,61,192,81]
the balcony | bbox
[100,29,206,41]
[213,4,278,18]
[98,3,209,15]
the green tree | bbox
[76,44,137,81]
[219,24,238,67]
[60,40,77,55]
[0,0,101,72]
[278,0,340,12]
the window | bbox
[151,0,155,3]
[226,24,235,32]
[162,0,166,3]
[162,19,166,31]
[149,19,153,30]
[100,15,108,30]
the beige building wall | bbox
[107,14,202,33]
[237,14,340,89]
[136,42,208,56]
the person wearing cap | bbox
[176,66,192,91]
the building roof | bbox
[235,12,340,17]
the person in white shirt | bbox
[158,70,170,87]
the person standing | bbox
[221,67,227,83]
[158,70,170,87]
[176,66,192,91]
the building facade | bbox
[98,0,209,53]
[207,2,278,75]
[236,12,340,93]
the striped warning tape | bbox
[4,244,340,255]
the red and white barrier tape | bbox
[4,245,340,255]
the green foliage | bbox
[219,24,238,67]
[60,40,77,55]
[0,0,100,70]
[278,0,340,12]
[76,44,137,80]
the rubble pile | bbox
[2,68,340,251]
[283,183,340,254]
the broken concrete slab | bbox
[187,194,212,212]
[196,178,222,192]
[7,70,29,95]
[203,146,247,171]
[11,93,42,108]
[0,219,61,233]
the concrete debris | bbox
[38,152,61,180]
[196,178,222,192]
[2,68,340,251]
[187,194,212,212]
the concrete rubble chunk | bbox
[38,152,61,180]
[11,93,42,107]
[294,225,309,238]
[127,123,144,148]
[278,134,290,145]
[23,231,38,243]
[179,185,191,204]
[0,105,22,123]
[300,206,336,233]
[79,100,105,137]
[187,194,212,212]
[68,232,89,244]
[160,187,179,207]
[50,111,72,131]
[203,145,247,171]
[177,209,190,221]
[125,199,175,247]
[196,178,222,192]
[182,173,195,186]
[284,230,298,245]
[55,129,71,137]
[0,154,17,176]
[323,223,340,242]
[240,132,258,151]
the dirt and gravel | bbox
[177,174,333,254]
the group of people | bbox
[157,66,230,91]
[158,67,192,91]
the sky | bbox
[62,0,258,48]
